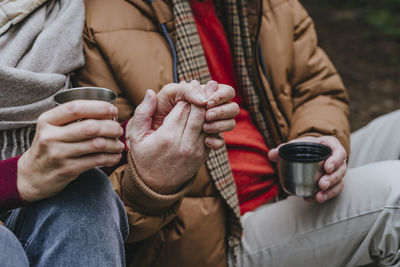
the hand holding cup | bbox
[269,136,347,203]
[17,87,124,203]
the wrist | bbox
[130,150,185,194]
[140,178,181,195]
[17,153,39,203]
[121,154,195,215]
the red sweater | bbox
[0,156,24,213]
[191,0,278,214]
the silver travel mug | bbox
[53,87,118,120]
[53,87,117,105]
[278,142,332,197]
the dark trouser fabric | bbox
[3,168,129,267]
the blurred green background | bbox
[302,0,400,131]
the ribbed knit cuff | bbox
[0,156,27,213]
[120,153,194,216]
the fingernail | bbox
[144,90,151,101]
[207,111,216,120]
[207,100,216,108]
[328,163,335,172]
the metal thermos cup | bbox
[278,142,332,197]
[53,87,117,105]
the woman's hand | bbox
[18,100,125,202]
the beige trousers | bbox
[228,110,400,267]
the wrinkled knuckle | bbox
[95,154,108,166]
[160,135,174,147]
[112,123,124,137]
[36,114,47,126]
[204,123,214,132]
[82,120,100,137]
[112,154,122,164]
[332,174,341,184]
[179,145,195,157]
[165,82,180,93]
[214,124,223,132]
[195,149,206,160]
[92,138,106,150]
[196,107,206,119]
[60,166,78,179]
[47,149,63,162]
[37,132,52,148]
[104,154,121,166]
[133,106,145,117]
[193,111,205,126]
[217,108,226,119]
[66,101,81,117]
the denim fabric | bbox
[0,225,29,266]
[4,168,129,267]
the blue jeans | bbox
[1,168,129,267]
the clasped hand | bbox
[126,81,239,194]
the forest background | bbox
[302,0,400,131]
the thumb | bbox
[268,147,280,162]
[132,89,157,136]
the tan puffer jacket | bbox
[75,0,349,266]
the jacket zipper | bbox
[150,0,179,83]
[161,23,179,83]
[252,0,283,147]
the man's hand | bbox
[126,90,207,194]
[17,101,125,203]
[154,80,239,150]
[268,136,347,203]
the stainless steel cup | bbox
[53,87,117,120]
[278,142,332,197]
[53,87,117,105]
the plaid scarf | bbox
[172,0,270,249]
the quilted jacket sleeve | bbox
[289,0,350,154]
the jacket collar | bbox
[123,0,261,41]
[125,0,173,24]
